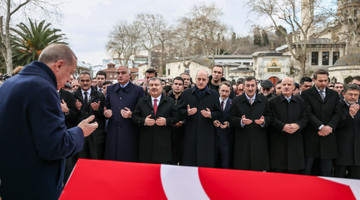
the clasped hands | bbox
[318,125,332,136]
[144,115,166,126]
[187,105,212,118]
[241,115,264,126]
[282,123,300,134]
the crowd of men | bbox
[2,60,360,181]
[38,65,358,180]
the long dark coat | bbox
[178,86,222,167]
[335,99,360,166]
[132,95,179,164]
[229,93,271,171]
[301,86,340,159]
[0,62,84,200]
[269,95,308,170]
[74,87,105,159]
[104,82,144,161]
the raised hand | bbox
[104,107,113,118]
[201,108,212,118]
[121,107,132,118]
[91,101,101,111]
[187,104,198,116]
[77,115,98,137]
[60,99,69,113]
[144,114,155,126]
[75,99,82,111]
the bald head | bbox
[39,44,77,66]
[195,69,209,90]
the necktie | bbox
[220,101,225,111]
[249,98,253,105]
[319,90,325,100]
[84,91,88,104]
[154,99,158,115]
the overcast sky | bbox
[54,0,266,65]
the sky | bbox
[52,0,268,66]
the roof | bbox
[334,53,360,66]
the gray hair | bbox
[39,44,77,66]
[344,84,360,93]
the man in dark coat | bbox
[269,77,308,174]
[132,77,179,164]
[207,65,236,99]
[104,66,144,162]
[0,44,97,200]
[334,84,360,178]
[260,79,276,100]
[230,76,271,171]
[301,69,340,176]
[178,69,222,167]
[73,72,106,160]
[59,88,78,129]
[168,76,185,165]
[213,81,233,169]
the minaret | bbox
[301,0,314,40]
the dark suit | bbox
[178,86,222,167]
[301,86,340,176]
[229,93,271,171]
[132,95,179,164]
[334,100,360,178]
[0,61,84,199]
[74,87,105,160]
[269,94,307,172]
[168,92,185,165]
[214,98,233,169]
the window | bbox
[333,51,340,65]
[322,52,329,65]
[168,69,170,75]
[311,52,319,65]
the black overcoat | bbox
[229,93,271,171]
[335,100,360,166]
[301,86,340,159]
[132,95,179,164]
[269,95,308,170]
[178,87,222,167]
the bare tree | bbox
[134,13,168,70]
[248,0,329,76]
[0,0,61,74]
[174,2,228,68]
[106,21,140,66]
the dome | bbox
[334,53,360,66]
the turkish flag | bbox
[60,159,357,200]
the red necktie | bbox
[154,99,158,115]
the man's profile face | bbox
[96,75,106,87]
[79,74,91,91]
[244,79,257,98]
[56,59,77,90]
